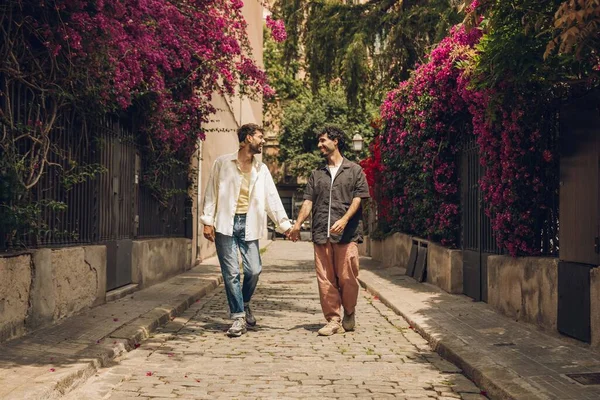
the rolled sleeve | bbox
[353,168,371,199]
[303,172,315,201]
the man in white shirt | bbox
[201,123,292,337]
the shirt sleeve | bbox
[200,158,221,226]
[303,171,315,201]
[264,166,292,233]
[353,167,371,199]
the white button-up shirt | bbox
[200,152,292,241]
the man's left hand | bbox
[329,218,348,235]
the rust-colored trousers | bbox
[313,241,360,322]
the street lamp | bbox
[352,133,364,152]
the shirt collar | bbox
[320,157,349,171]
[230,151,261,169]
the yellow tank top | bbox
[236,171,251,214]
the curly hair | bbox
[317,125,346,152]
[237,123,263,143]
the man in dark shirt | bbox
[290,125,371,336]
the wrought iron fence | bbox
[460,131,559,257]
[0,81,192,252]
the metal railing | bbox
[0,81,191,252]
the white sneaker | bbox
[227,317,247,337]
[318,319,345,336]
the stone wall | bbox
[0,254,32,342]
[0,238,192,343]
[132,238,192,288]
[487,255,558,332]
[26,247,106,331]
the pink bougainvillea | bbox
[362,19,559,255]
[371,25,482,246]
[266,15,287,43]
[33,0,272,152]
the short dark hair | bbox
[317,125,346,152]
[237,123,263,143]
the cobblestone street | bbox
[66,241,486,400]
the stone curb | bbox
[107,278,222,347]
[31,241,280,399]
[17,274,223,400]
[358,274,543,400]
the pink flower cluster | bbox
[363,21,558,255]
[38,0,271,152]
[266,15,287,43]
[371,25,482,246]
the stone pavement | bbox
[358,259,600,400]
[63,241,486,400]
[0,249,228,400]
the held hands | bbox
[203,225,215,242]
[286,225,301,242]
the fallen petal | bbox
[49,368,55,372]
[146,371,153,376]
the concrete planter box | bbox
[487,255,558,332]
[358,235,369,257]
[368,234,463,294]
[370,238,383,262]
[368,233,412,269]
[426,242,463,294]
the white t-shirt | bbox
[327,163,342,237]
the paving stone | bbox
[63,241,483,400]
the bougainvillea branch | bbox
[1,0,272,157]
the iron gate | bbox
[460,135,501,302]
[96,118,138,290]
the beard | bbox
[249,143,263,154]
[319,145,334,158]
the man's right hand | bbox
[288,225,301,242]
[203,225,215,242]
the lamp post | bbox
[352,133,364,152]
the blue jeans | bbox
[215,214,262,319]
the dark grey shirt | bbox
[303,158,371,244]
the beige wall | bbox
[194,0,265,263]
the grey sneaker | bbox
[244,304,256,327]
[318,319,345,336]
[342,312,355,331]
[227,317,247,337]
